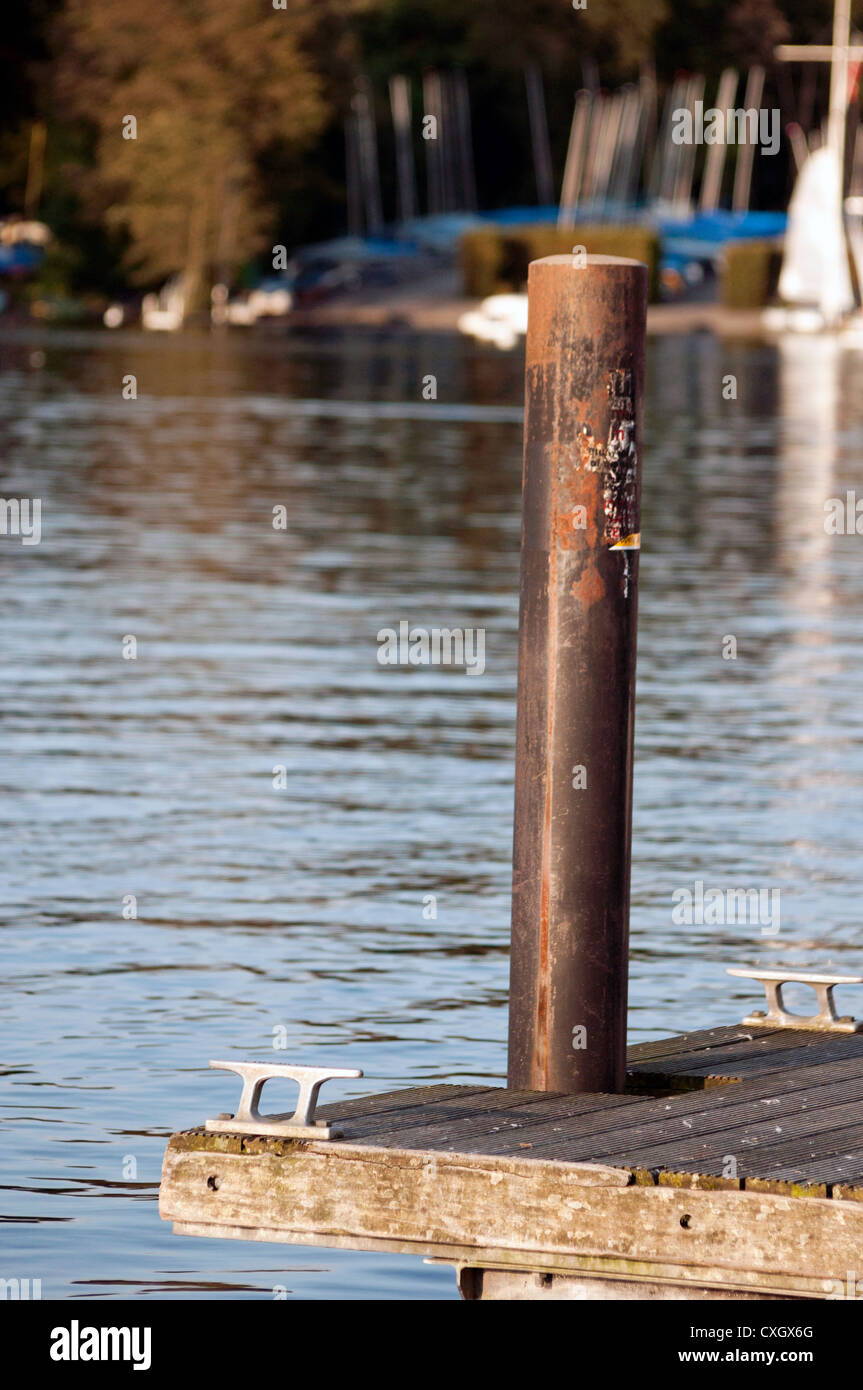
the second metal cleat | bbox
[727,966,863,1033]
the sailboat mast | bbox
[827,0,852,173]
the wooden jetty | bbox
[160,257,863,1298]
[160,1007,863,1300]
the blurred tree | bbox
[725,0,791,67]
[55,0,330,308]
[360,0,667,77]
[656,0,859,81]
[0,0,59,214]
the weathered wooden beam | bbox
[160,1131,863,1298]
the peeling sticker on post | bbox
[601,366,639,547]
[576,366,639,548]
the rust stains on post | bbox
[507,254,648,1095]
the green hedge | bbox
[720,239,784,309]
[460,224,661,302]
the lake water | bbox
[2,324,863,1299]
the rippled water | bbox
[2,324,863,1299]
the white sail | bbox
[778,146,854,322]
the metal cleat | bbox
[727,966,863,1034]
[205,1060,363,1139]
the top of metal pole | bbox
[531,254,646,266]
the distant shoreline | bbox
[288,296,767,339]
[0,298,769,343]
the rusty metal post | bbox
[507,254,647,1095]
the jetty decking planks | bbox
[160,1024,863,1297]
[630,1028,863,1075]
